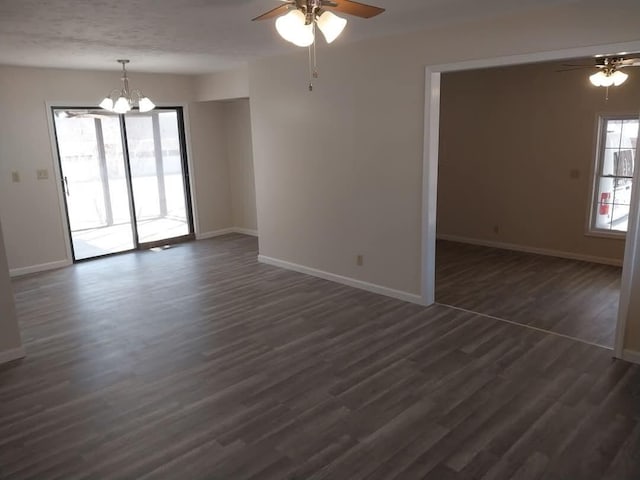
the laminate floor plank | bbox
[436,240,621,347]
[0,234,638,479]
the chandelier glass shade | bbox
[275,8,347,47]
[589,69,629,87]
[100,60,155,114]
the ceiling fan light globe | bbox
[611,70,629,86]
[138,97,156,112]
[289,23,314,47]
[276,10,307,44]
[589,71,606,87]
[316,11,347,44]
[599,75,615,87]
[99,97,114,111]
[113,96,131,114]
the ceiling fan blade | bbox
[556,67,594,72]
[252,4,290,21]
[620,58,640,67]
[323,0,385,18]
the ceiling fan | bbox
[253,0,385,89]
[560,55,640,88]
[253,0,385,26]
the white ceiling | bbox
[0,0,585,74]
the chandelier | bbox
[99,60,155,114]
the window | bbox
[590,115,639,235]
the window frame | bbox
[587,113,639,239]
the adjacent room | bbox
[436,56,640,348]
[1,1,640,478]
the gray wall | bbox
[0,220,23,356]
[249,1,640,296]
[225,99,257,232]
[247,2,640,351]
[0,66,195,272]
[189,99,257,235]
[189,100,234,234]
[438,60,638,263]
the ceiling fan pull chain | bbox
[307,23,319,92]
[308,43,314,91]
[312,24,319,80]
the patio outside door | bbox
[52,107,194,261]
[124,110,192,246]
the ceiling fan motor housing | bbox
[296,0,327,24]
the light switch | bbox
[37,169,49,180]
[11,171,20,183]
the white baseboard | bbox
[233,228,258,237]
[0,346,25,365]
[622,349,640,365]
[10,259,71,277]
[258,255,425,305]
[196,228,236,240]
[437,234,623,267]
[197,227,258,240]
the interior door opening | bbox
[52,107,194,261]
[432,56,635,349]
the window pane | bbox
[614,150,634,177]
[595,177,615,230]
[125,116,161,220]
[602,148,617,176]
[54,116,106,230]
[612,178,633,206]
[101,117,132,226]
[158,111,188,222]
[594,202,613,230]
[592,117,638,234]
[621,119,639,150]
[610,204,630,232]
[605,120,623,148]
[597,177,615,200]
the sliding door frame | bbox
[126,106,196,250]
[48,104,196,263]
[50,105,137,262]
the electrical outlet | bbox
[356,254,364,266]
[11,171,20,183]
[37,169,49,180]
[493,225,500,234]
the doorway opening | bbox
[52,107,194,261]
[422,46,640,356]
[434,56,639,348]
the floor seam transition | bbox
[435,302,614,351]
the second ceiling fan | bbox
[560,54,640,87]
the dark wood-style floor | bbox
[1,234,638,479]
[436,240,622,348]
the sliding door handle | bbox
[64,176,70,196]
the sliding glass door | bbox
[125,110,191,246]
[54,111,136,260]
[53,107,193,261]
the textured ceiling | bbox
[0,0,585,74]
